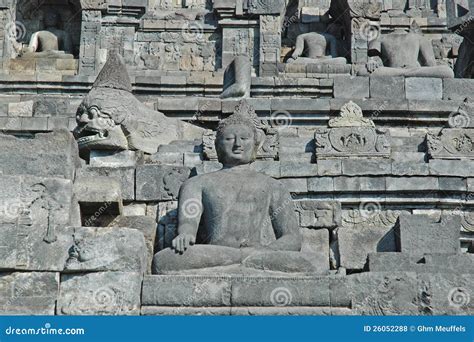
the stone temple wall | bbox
[0,0,473,315]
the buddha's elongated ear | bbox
[256,128,266,151]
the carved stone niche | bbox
[427,100,474,159]
[427,129,474,160]
[15,0,82,56]
[295,201,341,229]
[314,101,391,159]
[203,127,279,161]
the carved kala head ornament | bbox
[74,50,204,156]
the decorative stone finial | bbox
[92,51,133,92]
[329,101,375,128]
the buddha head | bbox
[215,101,264,167]
[44,10,61,29]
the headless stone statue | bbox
[22,10,73,59]
[152,102,316,274]
[363,23,454,78]
[288,32,347,65]
[220,55,251,99]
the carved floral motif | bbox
[427,129,474,159]
[315,102,390,159]
[342,209,401,229]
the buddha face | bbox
[44,11,60,28]
[216,124,257,167]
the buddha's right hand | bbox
[366,59,381,73]
[172,233,196,253]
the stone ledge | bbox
[0,272,59,315]
[141,272,474,314]
[142,274,349,307]
[141,306,353,315]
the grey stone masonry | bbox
[395,214,461,257]
[0,0,473,316]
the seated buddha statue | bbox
[152,102,316,274]
[362,22,454,78]
[287,32,347,65]
[21,10,73,59]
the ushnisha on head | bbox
[215,101,265,167]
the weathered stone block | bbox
[280,162,318,177]
[0,272,59,315]
[122,204,146,216]
[391,161,429,176]
[0,130,80,179]
[338,224,397,270]
[370,76,405,99]
[342,158,391,175]
[75,167,135,202]
[368,252,474,273]
[142,275,232,306]
[317,159,342,176]
[307,177,334,192]
[0,223,73,272]
[301,228,330,273]
[443,78,474,100]
[349,272,419,315]
[231,276,331,307]
[395,214,461,257]
[64,226,147,274]
[143,275,335,307]
[439,177,466,192]
[279,178,308,193]
[108,216,157,274]
[73,176,123,217]
[136,165,191,201]
[386,177,438,191]
[148,152,184,165]
[33,97,69,117]
[89,150,137,168]
[57,272,142,315]
[429,159,474,177]
[8,101,33,117]
[333,77,370,99]
[405,78,442,100]
[0,175,75,271]
[296,201,341,228]
[250,161,280,178]
[142,306,232,315]
[416,273,474,314]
